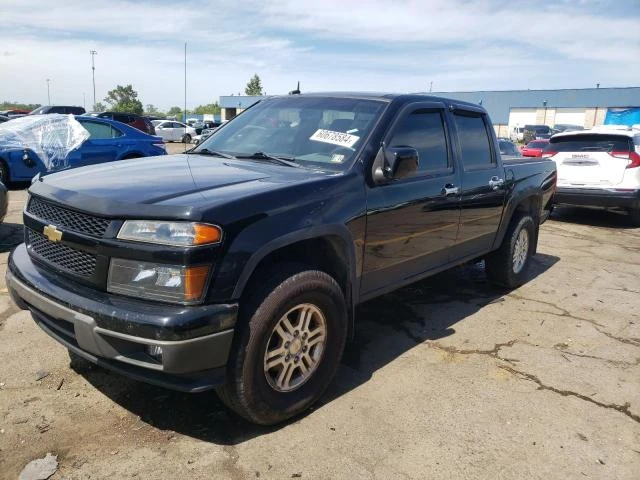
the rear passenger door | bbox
[75,120,122,166]
[451,107,507,258]
[361,102,461,298]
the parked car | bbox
[91,112,155,135]
[510,126,525,142]
[523,124,552,142]
[544,128,640,225]
[0,109,30,118]
[6,93,556,425]
[30,105,86,115]
[193,128,218,145]
[498,139,522,157]
[152,120,196,143]
[553,124,584,134]
[0,115,166,183]
[0,115,8,124]
[521,139,550,157]
[193,121,222,135]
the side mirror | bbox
[382,146,419,180]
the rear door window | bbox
[454,113,495,169]
[80,121,121,139]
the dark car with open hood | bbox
[7,92,556,425]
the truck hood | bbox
[29,154,331,220]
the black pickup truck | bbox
[7,93,556,425]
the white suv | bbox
[543,127,640,226]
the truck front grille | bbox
[27,197,111,238]
[27,230,97,277]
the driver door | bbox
[361,102,461,298]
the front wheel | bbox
[217,266,347,425]
[629,208,640,227]
[485,214,536,288]
[182,134,192,144]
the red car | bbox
[92,112,156,135]
[521,139,549,157]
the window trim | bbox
[379,101,454,181]
[452,110,498,172]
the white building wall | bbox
[508,108,537,128]
[553,108,586,127]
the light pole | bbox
[46,78,51,105]
[90,50,97,109]
[543,100,548,125]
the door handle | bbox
[489,176,505,190]
[441,184,459,196]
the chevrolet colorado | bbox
[7,93,556,425]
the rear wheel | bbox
[485,214,536,288]
[630,208,640,227]
[217,265,347,425]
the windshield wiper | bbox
[236,152,301,168]
[188,148,236,159]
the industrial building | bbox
[219,87,640,137]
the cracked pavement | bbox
[0,182,639,479]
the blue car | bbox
[0,116,166,183]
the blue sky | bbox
[1,0,638,110]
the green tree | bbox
[103,84,143,114]
[244,74,264,96]
[193,102,221,115]
[167,106,183,121]
[94,101,106,112]
[145,104,160,115]
[0,101,41,112]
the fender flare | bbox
[231,223,359,309]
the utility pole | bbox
[429,81,433,93]
[90,50,97,110]
[46,78,51,105]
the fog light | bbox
[146,344,163,362]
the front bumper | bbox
[554,187,640,209]
[7,244,238,392]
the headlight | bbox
[108,258,209,304]
[117,220,222,246]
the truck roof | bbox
[279,91,486,111]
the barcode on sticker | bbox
[309,129,360,148]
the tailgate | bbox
[548,133,633,188]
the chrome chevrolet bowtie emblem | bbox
[43,225,63,243]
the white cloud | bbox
[0,0,637,109]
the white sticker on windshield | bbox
[309,129,360,148]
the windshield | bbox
[527,141,548,148]
[192,96,386,171]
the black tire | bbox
[0,161,8,185]
[485,214,536,288]
[182,134,192,144]
[217,265,347,425]
[629,208,640,227]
